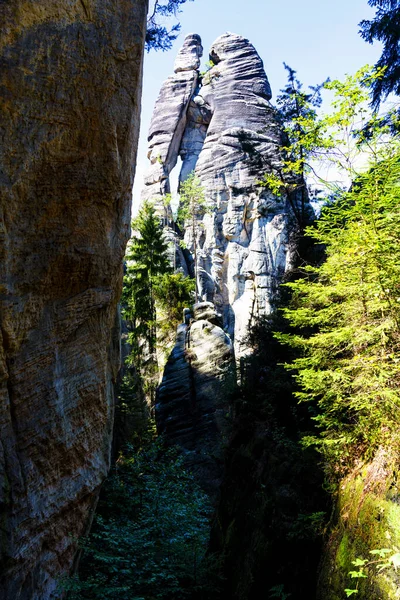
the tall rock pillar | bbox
[142,33,310,357]
[141,33,204,218]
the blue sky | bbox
[133,0,382,207]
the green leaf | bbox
[352,558,368,567]
[369,548,392,557]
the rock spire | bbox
[142,32,310,356]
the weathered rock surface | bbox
[142,33,311,356]
[317,446,400,600]
[141,33,204,217]
[0,1,147,598]
[156,303,235,497]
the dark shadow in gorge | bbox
[78,263,329,599]
[208,302,330,599]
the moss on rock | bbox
[318,445,400,599]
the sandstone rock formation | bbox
[0,1,147,597]
[142,33,311,356]
[141,33,204,218]
[156,302,235,497]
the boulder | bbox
[156,309,235,498]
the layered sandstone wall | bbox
[0,1,148,597]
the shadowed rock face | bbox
[0,1,148,598]
[156,303,235,498]
[142,33,310,357]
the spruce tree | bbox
[359,0,400,108]
[275,68,400,476]
[275,64,327,225]
[123,201,171,358]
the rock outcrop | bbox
[142,33,311,356]
[0,1,147,598]
[156,303,235,497]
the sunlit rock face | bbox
[0,1,147,597]
[141,33,204,218]
[142,32,308,356]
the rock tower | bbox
[142,32,309,356]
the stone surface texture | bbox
[0,1,147,598]
[156,302,235,497]
[141,33,203,219]
[142,33,310,356]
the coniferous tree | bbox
[146,0,192,52]
[123,201,171,358]
[359,0,400,108]
[275,64,327,225]
[275,69,400,478]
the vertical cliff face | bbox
[0,1,148,597]
[142,33,308,357]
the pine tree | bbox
[123,201,171,358]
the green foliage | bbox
[344,548,400,596]
[177,173,208,226]
[63,436,213,600]
[199,59,216,78]
[260,64,327,227]
[275,69,400,473]
[200,59,221,86]
[262,66,394,212]
[359,0,400,108]
[276,63,327,171]
[146,0,193,52]
[123,201,171,359]
[269,584,292,599]
[287,511,326,541]
[177,173,209,300]
[153,272,195,327]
